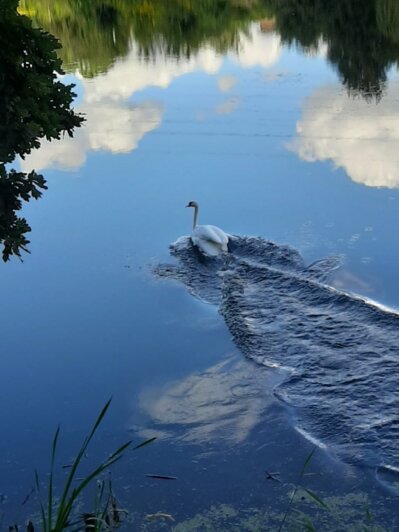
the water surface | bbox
[2,1,399,528]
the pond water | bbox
[2,1,399,529]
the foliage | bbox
[19,0,273,75]
[34,399,131,532]
[267,0,399,99]
[376,0,399,43]
[277,448,325,531]
[0,167,47,261]
[82,479,128,532]
[19,0,132,78]
[20,0,399,99]
[8,400,156,531]
[0,0,83,260]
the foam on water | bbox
[155,236,399,483]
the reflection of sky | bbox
[21,24,281,172]
[22,100,163,170]
[138,355,277,445]
[4,17,399,516]
[289,83,399,188]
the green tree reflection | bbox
[269,0,399,99]
[19,0,132,78]
[0,1,83,261]
[19,0,273,75]
[19,0,399,99]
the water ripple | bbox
[155,236,399,481]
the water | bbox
[2,1,399,528]
[157,236,399,474]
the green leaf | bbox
[133,437,157,450]
[303,488,329,510]
[34,469,48,532]
[303,448,316,471]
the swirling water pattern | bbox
[155,236,399,478]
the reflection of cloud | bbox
[22,101,163,171]
[22,24,282,173]
[289,84,399,188]
[215,97,239,115]
[231,26,281,68]
[137,355,275,445]
[82,46,223,105]
[217,75,237,92]
[81,26,280,106]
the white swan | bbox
[186,201,229,256]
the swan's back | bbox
[192,224,229,255]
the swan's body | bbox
[186,201,229,256]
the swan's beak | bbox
[185,204,190,208]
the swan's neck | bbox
[193,204,198,230]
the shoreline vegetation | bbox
[7,400,155,532]
[6,409,390,531]
[0,1,83,260]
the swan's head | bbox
[186,201,198,208]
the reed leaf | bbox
[54,398,114,529]
[278,448,317,532]
[34,399,131,532]
[35,469,47,532]
[48,426,60,530]
[302,488,329,510]
[133,437,156,450]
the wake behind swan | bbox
[155,236,399,480]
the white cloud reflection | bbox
[21,24,282,173]
[231,28,281,68]
[215,97,240,115]
[136,355,275,445]
[217,75,237,92]
[22,101,163,171]
[289,83,399,188]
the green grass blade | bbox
[48,425,60,530]
[133,437,156,450]
[55,399,113,529]
[93,480,106,517]
[298,516,317,532]
[107,440,132,462]
[35,469,48,532]
[71,441,131,500]
[278,447,316,532]
[303,448,316,471]
[57,440,131,527]
[303,488,329,510]
[96,481,112,532]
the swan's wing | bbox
[192,235,223,256]
[207,225,229,246]
[194,225,229,246]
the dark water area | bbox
[157,237,399,481]
[2,0,399,529]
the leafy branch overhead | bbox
[0,0,84,261]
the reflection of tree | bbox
[20,0,272,76]
[0,1,82,260]
[269,0,399,99]
[20,0,399,98]
[376,0,399,43]
[19,0,132,78]
[128,0,269,58]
